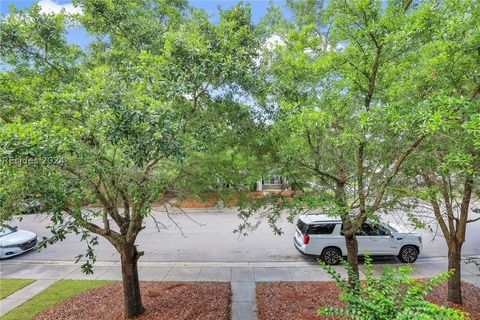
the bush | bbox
[317,254,465,320]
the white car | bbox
[0,224,37,258]
[294,214,422,265]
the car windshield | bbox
[0,225,16,237]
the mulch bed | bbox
[33,281,231,320]
[426,281,480,320]
[256,281,480,320]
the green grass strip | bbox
[0,278,35,300]
[0,279,113,320]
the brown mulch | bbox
[33,281,231,320]
[256,281,480,320]
[256,282,345,320]
[426,281,480,320]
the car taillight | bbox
[303,234,310,244]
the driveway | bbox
[3,207,480,263]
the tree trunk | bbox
[447,242,463,305]
[120,244,145,319]
[344,232,359,285]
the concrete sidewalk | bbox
[1,257,479,320]
[1,257,479,284]
[0,279,57,316]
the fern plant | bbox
[317,253,465,320]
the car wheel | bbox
[398,246,418,263]
[321,247,341,265]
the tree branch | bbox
[371,135,425,211]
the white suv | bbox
[294,215,422,265]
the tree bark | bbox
[344,232,359,285]
[120,244,144,319]
[447,242,463,305]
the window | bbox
[362,223,391,236]
[0,225,15,237]
[266,176,282,184]
[296,220,308,234]
[308,223,336,235]
[340,224,365,236]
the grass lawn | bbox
[0,279,113,320]
[0,278,35,300]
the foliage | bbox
[390,0,480,304]
[0,0,258,270]
[318,254,465,320]
[0,1,259,316]
[234,0,480,286]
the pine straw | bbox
[33,281,231,320]
[256,281,480,320]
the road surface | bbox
[3,207,480,263]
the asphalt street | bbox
[3,207,480,263]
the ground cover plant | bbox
[256,280,480,320]
[256,254,480,320]
[318,255,465,319]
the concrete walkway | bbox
[1,257,479,320]
[0,279,57,316]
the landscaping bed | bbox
[33,281,231,320]
[256,281,480,320]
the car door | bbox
[342,224,371,255]
[363,223,398,255]
[356,225,371,256]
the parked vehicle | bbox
[294,214,422,265]
[0,224,37,258]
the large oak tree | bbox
[0,1,257,318]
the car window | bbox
[307,223,336,235]
[362,223,391,236]
[296,219,309,234]
[0,225,15,237]
[340,224,366,236]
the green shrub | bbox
[317,254,465,320]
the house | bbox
[256,176,289,192]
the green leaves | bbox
[0,1,261,280]
[318,253,465,320]
[0,4,80,72]
[0,119,73,160]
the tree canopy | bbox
[0,1,259,317]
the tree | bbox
[243,0,439,282]
[396,0,480,304]
[0,1,257,318]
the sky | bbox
[0,0,288,47]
